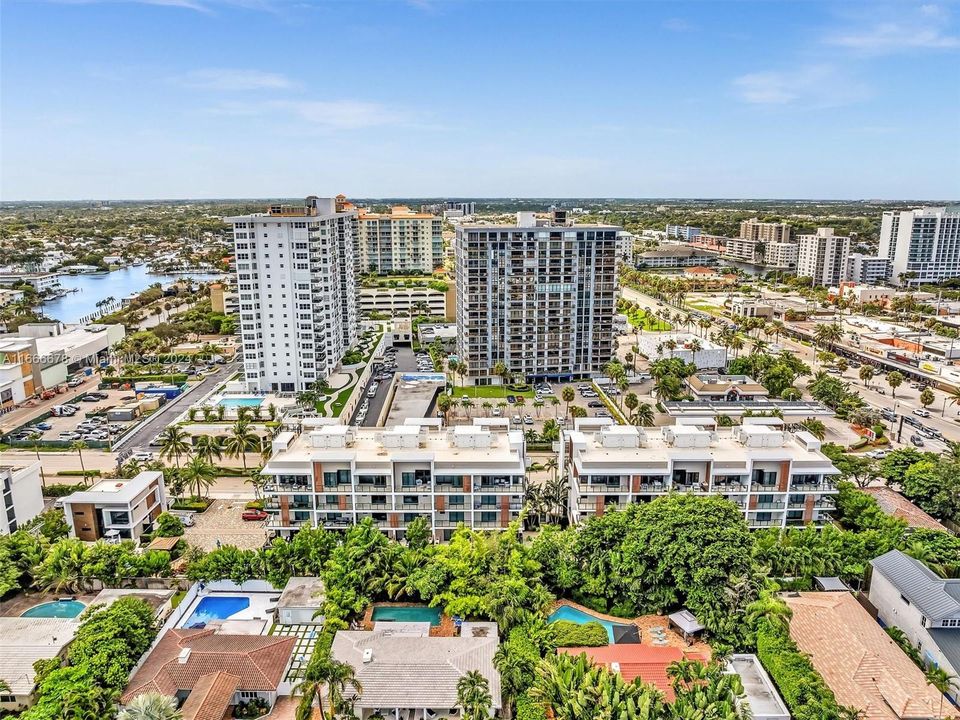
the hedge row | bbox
[43,482,88,497]
[756,616,844,720]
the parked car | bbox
[913,408,931,418]
[241,509,268,521]
[511,415,522,425]
[67,378,83,388]
[881,409,897,421]
[506,395,516,404]
[523,415,534,425]
[588,401,605,408]
[131,451,155,461]
[80,395,99,402]
[865,450,888,459]
[58,432,80,440]
[171,512,195,527]
[33,422,52,431]
[910,435,925,447]
[904,416,921,428]
[492,407,502,417]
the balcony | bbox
[578,482,628,493]
[356,483,390,493]
[475,521,508,529]
[754,501,786,510]
[747,519,783,527]
[475,482,525,493]
[354,502,391,510]
[712,481,748,492]
[791,480,837,492]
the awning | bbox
[668,609,705,635]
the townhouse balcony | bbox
[754,500,786,510]
[268,518,312,529]
[577,482,628,493]
[263,480,312,493]
[815,497,836,509]
[475,482,525,493]
[354,502,391,511]
[395,500,434,511]
[356,483,390,493]
[747,519,783,527]
[319,516,354,529]
[473,501,523,512]
[475,520,509,529]
[637,481,670,492]
[315,500,350,511]
[712,481,749,493]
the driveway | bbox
[181,499,267,551]
[352,347,418,427]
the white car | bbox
[131,451,154,462]
[865,450,888,459]
[912,408,931,418]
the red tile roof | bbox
[861,487,949,532]
[180,672,240,720]
[557,645,706,702]
[121,628,294,705]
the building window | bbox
[900,594,911,606]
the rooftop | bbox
[121,628,295,704]
[277,577,325,610]
[725,654,790,720]
[179,671,240,720]
[331,630,501,710]
[557,644,706,702]
[359,206,437,221]
[783,591,946,720]
[0,618,78,695]
[62,470,161,505]
[685,374,768,396]
[862,488,950,532]
[870,550,960,621]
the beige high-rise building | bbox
[739,218,793,244]
[797,227,850,287]
[358,206,443,274]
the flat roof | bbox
[726,654,789,719]
[384,376,444,426]
[278,577,325,609]
[63,470,160,505]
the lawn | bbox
[452,385,536,399]
[624,308,672,331]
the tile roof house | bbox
[557,645,706,702]
[331,630,501,719]
[784,591,948,719]
[121,628,294,717]
[0,618,78,714]
[869,549,960,704]
[861,488,949,532]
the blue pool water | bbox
[217,397,264,408]
[183,596,250,628]
[371,605,442,626]
[548,605,630,643]
[22,600,86,618]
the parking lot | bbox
[352,346,418,426]
[8,387,146,445]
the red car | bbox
[241,509,268,521]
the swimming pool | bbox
[548,604,633,644]
[371,605,441,626]
[183,596,250,628]
[217,397,264,408]
[21,600,86,619]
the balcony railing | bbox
[754,501,786,509]
[354,502,390,510]
[475,483,525,493]
[747,519,783,527]
[791,480,837,492]
[356,483,390,493]
[578,483,628,493]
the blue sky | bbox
[2,0,958,200]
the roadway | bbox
[350,347,418,426]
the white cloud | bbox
[824,4,959,53]
[274,100,408,130]
[178,68,294,90]
[732,64,870,107]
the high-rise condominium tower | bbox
[879,206,960,286]
[739,218,794,243]
[357,206,443,274]
[455,212,618,385]
[797,227,851,287]
[227,196,358,392]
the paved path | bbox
[181,499,266,551]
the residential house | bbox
[61,470,167,542]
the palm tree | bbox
[634,402,655,427]
[457,670,493,720]
[295,656,362,720]
[925,664,957,719]
[118,692,183,720]
[745,595,792,632]
[326,659,363,718]
[886,370,904,399]
[157,425,191,469]
[561,386,575,418]
[859,364,875,388]
[799,418,827,440]
[70,440,89,484]
[191,434,223,466]
[180,455,217,499]
[224,419,258,473]
[492,361,509,397]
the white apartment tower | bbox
[227,196,359,392]
[358,206,443,274]
[879,206,960,286]
[797,227,851,287]
[455,214,619,385]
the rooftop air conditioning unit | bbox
[362,648,374,663]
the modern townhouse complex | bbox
[560,418,839,528]
[455,213,618,385]
[879,206,960,286]
[357,206,443,274]
[725,237,798,268]
[0,463,44,534]
[739,218,793,244]
[260,419,526,541]
[843,253,892,285]
[797,227,851,287]
[227,196,359,392]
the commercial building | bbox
[665,224,701,241]
[635,245,718,268]
[836,282,895,306]
[725,237,798,268]
[684,374,768,401]
[421,200,476,216]
[880,206,960,286]
[227,196,359,392]
[633,333,726,369]
[560,417,840,528]
[784,591,947,719]
[869,549,960,700]
[730,298,774,320]
[0,463,44,534]
[357,206,443,274]
[797,227,851,287]
[331,627,501,720]
[260,420,526,541]
[844,253,892,285]
[739,218,793,244]
[455,215,618,385]
[61,470,168,542]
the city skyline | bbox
[2,0,959,201]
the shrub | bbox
[55,470,102,478]
[154,512,184,537]
[43,482,87,497]
[550,620,609,647]
[516,695,548,720]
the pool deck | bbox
[177,590,278,631]
[552,599,712,658]
[361,602,456,637]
